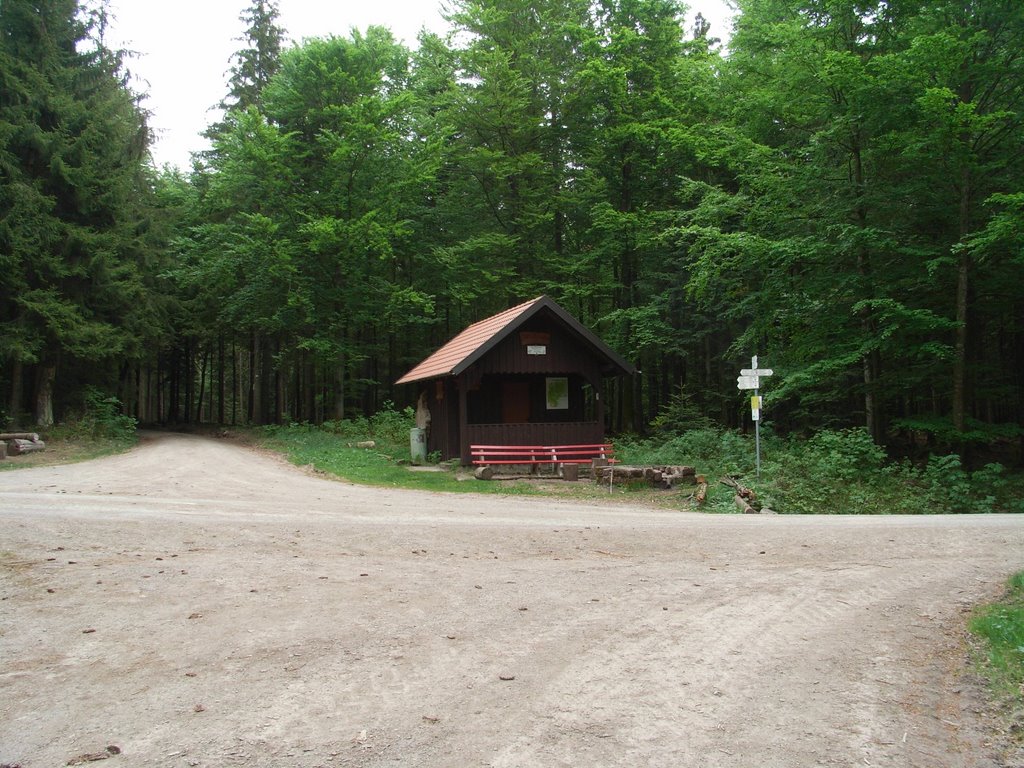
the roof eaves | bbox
[449,296,547,377]
[394,296,544,385]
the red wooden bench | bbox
[470,443,617,471]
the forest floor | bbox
[1,432,1022,768]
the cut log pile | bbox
[0,432,46,458]
[593,465,697,489]
[719,476,773,514]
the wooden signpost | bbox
[736,356,773,479]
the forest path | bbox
[1,432,1021,767]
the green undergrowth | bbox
[257,408,537,495]
[252,414,1024,512]
[617,427,1024,514]
[970,572,1024,721]
[2,389,138,470]
[0,432,134,470]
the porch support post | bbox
[587,372,606,440]
[458,374,470,464]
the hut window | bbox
[546,377,569,410]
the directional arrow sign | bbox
[737,375,760,390]
[740,368,773,378]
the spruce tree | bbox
[0,0,153,426]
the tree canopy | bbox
[2,0,1021,464]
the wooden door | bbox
[501,381,531,423]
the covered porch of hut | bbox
[462,371,604,452]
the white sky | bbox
[106,0,734,169]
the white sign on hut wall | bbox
[546,377,569,409]
[527,345,547,355]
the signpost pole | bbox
[754,386,761,480]
[737,355,772,482]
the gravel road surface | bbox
[1,432,1021,767]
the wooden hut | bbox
[396,296,636,464]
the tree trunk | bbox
[217,335,226,425]
[304,354,316,425]
[632,368,644,436]
[852,132,883,443]
[33,361,56,428]
[156,356,165,423]
[184,337,194,424]
[952,163,971,433]
[333,359,345,421]
[195,346,208,423]
[251,330,264,424]
[232,340,239,426]
[274,337,284,424]
[7,358,23,428]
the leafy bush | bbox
[620,428,752,472]
[623,425,1023,514]
[369,401,416,445]
[805,428,888,480]
[64,388,137,442]
[318,402,413,448]
[760,429,888,513]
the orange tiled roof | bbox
[395,297,544,384]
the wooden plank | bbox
[470,442,616,469]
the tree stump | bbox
[473,465,494,481]
[561,464,579,482]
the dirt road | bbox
[1,433,1021,768]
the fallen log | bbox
[695,481,708,504]
[473,465,494,481]
[721,476,760,511]
[0,432,40,441]
[735,493,757,514]
[8,438,46,455]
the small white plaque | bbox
[527,345,547,355]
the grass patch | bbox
[1,431,136,470]
[256,421,540,495]
[253,417,689,505]
[971,572,1024,704]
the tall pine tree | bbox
[1,0,154,426]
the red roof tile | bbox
[396,297,544,384]
[395,295,635,385]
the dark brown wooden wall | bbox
[474,312,603,384]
